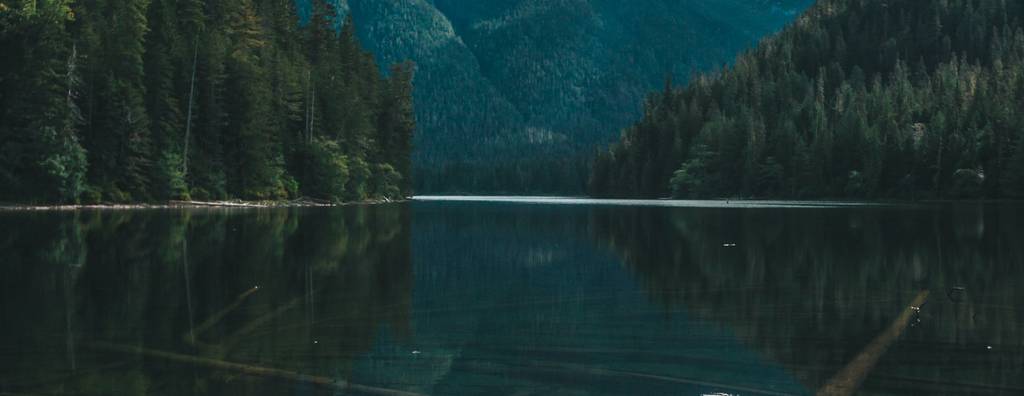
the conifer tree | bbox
[1,0,415,203]
[0,0,87,203]
[591,0,1024,200]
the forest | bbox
[0,0,414,204]
[290,0,810,195]
[590,0,1024,199]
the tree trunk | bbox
[182,39,199,176]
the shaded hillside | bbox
[298,0,812,193]
[591,0,1024,199]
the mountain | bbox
[590,0,1024,200]
[298,0,813,193]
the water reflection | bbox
[400,203,808,395]
[0,207,412,395]
[1,202,1022,395]
[589,203,1024,393]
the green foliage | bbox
[152,151,189,200]
[345,156,371,202]
[593,0,1024,200]
[844,171,867,198]
[0,0,88,203]
[302,138,349,202]
[371,163,402,200]
[670,144,715,199]
[0,0,414,203]
[1002,136,1024,198]
[756,157,785,197]
[37,124,89,202]
[80,186,102,205]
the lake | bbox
[1,198,1022,395]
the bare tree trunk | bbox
[309,86,315,144]
[66,44,77,107]
[89,342,424,396]
[182,39,199,176]
[934,134,944,196]
[305,70,312,144]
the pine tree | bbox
[2,0,414,203]
[77,0,155,201]
[592,0,1024,200]
[1003,134,1024,198]
[0,0,88,203]
[223,0,285,199]
[145,0,188,199]
[377,62,416,196]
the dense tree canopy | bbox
[0,0,414,204]
[591,0,1024,200]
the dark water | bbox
[1,200,1022,395]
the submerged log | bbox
[185,287,261,345]
[88,342,424,396]
[817,290,930,396]
[220,296,304,352]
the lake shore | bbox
[0,197,406,211]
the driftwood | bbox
[221,297,303,351]
[169,198,337,208]
[184,286,261,345]
[817,290,930,396]
[169,200,268,208]
[88,342,423,396]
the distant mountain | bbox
[298,0,812,193]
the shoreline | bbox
[6,196,1018,211]
[411,195,1024,208]
[416,195,1024,204]
[0,198,406,211]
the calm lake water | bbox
[1,198,1022,395]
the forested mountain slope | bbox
[296,0,812,193]
[0,0,413,204]
[591,0,1024,199]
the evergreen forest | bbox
[591,0,1024,200]
[0,0,414,204]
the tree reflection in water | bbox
[589,203,1024,393]
[0,206,412,395]
[1,202,1022,395]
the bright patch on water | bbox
[414,195,895,208]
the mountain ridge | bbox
[297,0,813,193]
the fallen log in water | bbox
[88,341,424,396]
[221,296,303,351]
[817,290,930,396]
[184,286,261,345]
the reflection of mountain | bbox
[381,203,807,395]
[3,202,1021,394]
[589,204,1024,393]
[0,207,412,395]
